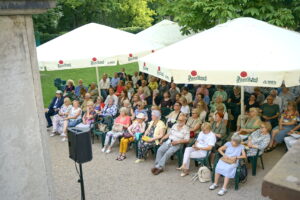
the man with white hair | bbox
[45,90,64,128]
[152,114,190,175]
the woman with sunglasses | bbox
[132,101,148,121]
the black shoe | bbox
[47,125,52,128]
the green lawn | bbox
[40,62,139,106]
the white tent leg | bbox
[241,86,245,127]
[96,66,101,98]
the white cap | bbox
[136,113,145,119]
[56,90,62,94]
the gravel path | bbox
[48,132,284,200]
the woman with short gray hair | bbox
[209,133,246,196]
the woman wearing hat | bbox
[116,113,146,161]
[135,110,166,163]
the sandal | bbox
[176,167,184,171]
[116,155,122,161]
[119,155,126,161]
[265,147,275,153]
[181,169,189,177]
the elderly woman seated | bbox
[76,101,96,128]
[209,134,246,196]
[61,100,82,142]
[186,108,202,139]
[102,107,131,153]
[237,107,262,140]
[116,113,146,161]
[178,122,216,177]
[135,110,166,163]
[132,101,148,121]
[210,104,228,126]
[284,123,300,150]
[212,112,227,148]
[51,97,72,137]
[98,97,117,118]
[244,122,271,156]
[151,114,190,175]
[266,101,298,152]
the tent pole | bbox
[96,66,101,98]
[241,86,245,127]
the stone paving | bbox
[48,132,284,200]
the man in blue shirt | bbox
[74,79,87,97]
[45,90,64,128]
[110,72,120,89]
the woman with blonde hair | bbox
[186,108,202,138]
[245,122,271,156]
[51,97,72,136]
[64,79,75,97]
[196,101,208,123]
[237,107,262,139]
[76,101,96,128]
[179,97,190,115]
[266,101,298,152]
[179,122,216,176]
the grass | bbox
[40,62,139,106]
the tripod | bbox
[78,163,86,200]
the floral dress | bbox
[52,104,72,133]
[246,129,270,156]
[137,125,156,159]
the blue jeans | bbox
[275,125,295,143]
[68,119,81,127]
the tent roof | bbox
[136,19,193,47]
[37,23,162,69]
[139,17,300,87]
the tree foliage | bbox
[33,0,300,43]
[157,0,300,34]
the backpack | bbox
[198,166,211,183]
[239,160,248,183]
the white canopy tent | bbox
[136,19,193,47]
[139,17,300,124]
[37,22,162,95]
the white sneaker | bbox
[134,159,145,164]
[106,149,111,154]
[61,137,67,142]
[209,184,218,190]
[60,133,66,137]
[217,188,227,196]
[101,147,106,153]
[50,133,56,137]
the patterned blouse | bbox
[102,104,117,117]
[246,129,270,156]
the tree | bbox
[158,0,300,34]
[113,0,156,28]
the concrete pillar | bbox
[0,1,55,200]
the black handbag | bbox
[167,111,181,128]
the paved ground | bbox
[48,131,285,200]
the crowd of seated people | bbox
[45,69,300,196]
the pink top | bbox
[115,115,131,126]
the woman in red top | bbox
[115,80,125,96]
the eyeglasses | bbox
[174,104,180,106]
[137,105,142,107]
[192,113,198,114]
[260,126,266,128]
